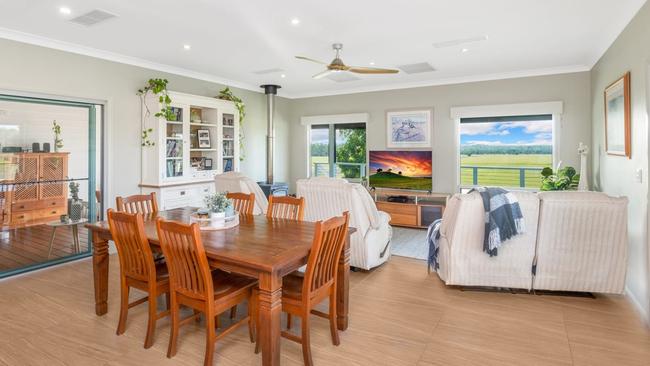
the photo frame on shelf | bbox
[190,108,202,123]
[197,129,211,149]
[203,158,213,170]
[386,108,432,148]
[604,72,631,158]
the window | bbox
[459,114,553,190]
[309,123,366,181]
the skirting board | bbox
[626,286,649,328]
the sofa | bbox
[214,172,268,215]
[437,190,628,294]
[297,177,393,270]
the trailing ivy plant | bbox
[217,87,246,160]
[138,78,174,146]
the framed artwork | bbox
[604,72,631,158]
[386,109,432,148]
[197,129,211,149]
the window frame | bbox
[451,102,563,192]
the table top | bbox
[86,208,321,273]
[48,218,88,227]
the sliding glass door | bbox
[309,123,366,181]
[0,94,102,278]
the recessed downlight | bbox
[280,74,286,78]
[369,61,376,66]
[461,48,469,53]
[59,6,71,15]
[290,17,300,26]
[183,44,191,50]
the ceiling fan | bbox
[296,43,399,79]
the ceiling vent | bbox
[325,72,360,82]
[397,62,436,74]
[70,9,117,27]
[253,68,285,75]
[433,35,488,48]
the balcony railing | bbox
[460,165,544,189]
[312,162,366,181]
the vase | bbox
[69,200,83,221]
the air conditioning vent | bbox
[70,9,117,27]
[397,62,436,74]
[253,68,285,75]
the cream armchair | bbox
[214,172,268,215]
[297,177,392,270]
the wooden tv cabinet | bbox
[372,189,450,229]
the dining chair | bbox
[106,209,170,349]
[267,195,305,221]
[259,211,349,366]
[226,192,255,215]
[116,192,158,215]
[155,218,258,366]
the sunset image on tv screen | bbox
[368,151,432,190]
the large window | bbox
[310,123,366,181]
[459,114,553,190]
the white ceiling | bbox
[0,0,646,98]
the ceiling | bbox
[0,0,646,98]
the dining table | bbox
[85,207,351,366]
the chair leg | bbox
[329,291,340,346]
[193,309,202,323]
[165,292,171,310]
[247,292,255,343]
[204,313,216,366]
[116,281,129,335]
[229,305,237,320]
[144,294,157,348]
[167,294,179,358]
[286,313,293,330]
[301,314,313,366]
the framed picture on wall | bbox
[604,72,631,158]
[386,108,432,148]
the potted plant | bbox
[540,166,580,191]
[68,181,83,220]
[204,192,231,218]
[52,120,64,152]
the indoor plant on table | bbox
[203,192,232,218]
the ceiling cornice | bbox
[0,27,590,100]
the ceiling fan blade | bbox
[312,69,335,79]
[295,56,328,65]
[347,66,399,74]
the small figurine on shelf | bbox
[52,120,64,152]
[68,181,83,221]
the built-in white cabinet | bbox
[139,91,239,209]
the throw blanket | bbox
[426,219,442,273]
[471,187,525,257]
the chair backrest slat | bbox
[267,195,305,221]
[227,192,255,215]
[116,192,159,215]
[156,219,213,301]
[107,209,156,282]
[303,212,349,295]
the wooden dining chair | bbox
[116,192,158,215]
[106,209,170,349]
[261,211,349,366]
[155,218,258,366]
[226,192,255,215]
[267,195,305,221]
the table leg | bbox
[258,272,282,366]
[92,231,110,316]
[72,225,79,253]
[336,233,351,331]
[47,227,57,259]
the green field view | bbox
[369,171,432,190]
[461,154,552,188]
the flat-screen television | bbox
[368,150,432,191]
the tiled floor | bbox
[0,255,649,365]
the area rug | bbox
[390,227,428,260]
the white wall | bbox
[0,38,290,209]
[591,1,650,323]
[289,72,592,193]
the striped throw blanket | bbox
[471,187,525,257]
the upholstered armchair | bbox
[296,176,393,270]
[214,172,268,215]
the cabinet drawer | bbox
[10,211,34,225]
[13,198,65,212]
[376,202,418,226]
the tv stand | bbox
[372,188,450,229]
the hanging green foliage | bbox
[138,78,175,147]
[217,87,246,160]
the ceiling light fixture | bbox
[59,6,72,15]
[183,44,191,50]
[461,48,469,53]
[280,74,286,78]
[290,17,300,26]
[369,61,376,66]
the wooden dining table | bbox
[85,207,351,366]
